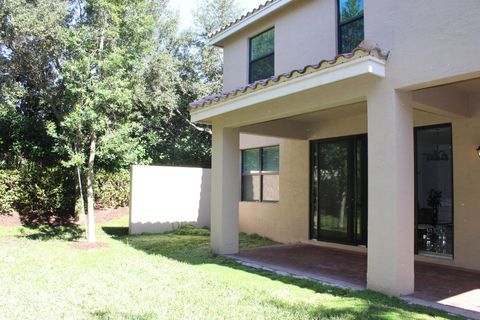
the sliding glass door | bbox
[310,135,367,245]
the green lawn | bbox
[0,216,462,320]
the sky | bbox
[170,0,267,30]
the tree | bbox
[191,0,244,93]
[51,0,167,242]
[0,0,67,166]
[0,0,246,238]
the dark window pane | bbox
[416,125,453,256]
[250,54,274,83]
[262,174,279,202]
[242,175,261,201]
[339,0,364,23]
[318,141,350,240]
[355,136,367,245]
[310,144,319,239]
[262,146,279,172]
[242,149,260,174]
[250,29,275,61]
[339,18,364,53]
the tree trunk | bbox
[76,165,88,233]
[86,131,97,243]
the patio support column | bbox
[210,123,240,255]
[367,87,415,296]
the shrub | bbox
[0,167,129,224]
[0,170,20,214]
[16,167,76,226]
[94,170,130,209]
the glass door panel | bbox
[354,135,368,246]
[310,135,367,246]
[318,140,352,243]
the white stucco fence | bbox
[129,165,211,234]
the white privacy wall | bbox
[129,165,211,234]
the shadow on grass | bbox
[100,225,463,320]
[17,224,84,241]
[101,226,129,237]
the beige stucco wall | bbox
[238,111,367,244]
[222,0,336,91]
[239,134,309,243]
[239,108,480,272]
[365,0,480,89]
[213,0,480,288]
[129,165,211,234]
[222,0,480,92]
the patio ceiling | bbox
[412,76,480,118]
[239,102,366,140]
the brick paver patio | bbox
[232,244,480,318]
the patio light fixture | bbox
[477,145,480,158]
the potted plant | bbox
[427,188,442,225]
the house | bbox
[189,0,480,297]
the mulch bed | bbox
[70,241,109,250]
[94,206,129,224]
[0,207,129,227]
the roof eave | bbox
[207,0,294,47]
[190,55,386,124]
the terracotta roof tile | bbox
[208,0,279,40]
[190,44,388,111]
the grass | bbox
[0,216,464,320]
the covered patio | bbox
[190,43,480,307]
[229,244,480,319]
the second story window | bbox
[249,28,275,83]
[338,0,364,54]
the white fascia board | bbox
[190,56,386,123]
[208,0,294,47]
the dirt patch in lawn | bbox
[94,206,129,224]
[0,207,129,227]
[0,212,22,227]
[70,241,109,250]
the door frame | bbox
[309,134,368,246]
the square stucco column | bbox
[367,88,415,296]
[210,124,240,255]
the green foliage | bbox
[0,0,249,225]
[15,166,76,226]
[0,168,129,218]
[0,170,20,214]
[192,0,243,35]
[94,171,130,209]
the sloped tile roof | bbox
[208,0,279,39]
[190,45,387,111]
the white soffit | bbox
[190,56,386,123]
